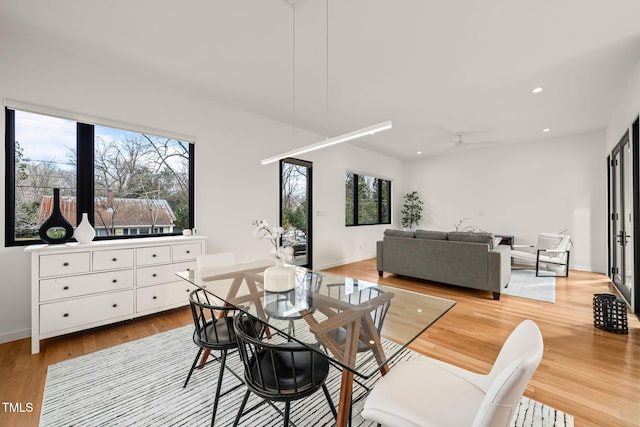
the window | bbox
[345,172,391,226]
[5,108,195,246]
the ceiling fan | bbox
[451,132,501,149]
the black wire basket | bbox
[593,293,628,334]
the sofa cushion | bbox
[448,231,495,247]
[415,230,448,240]
[384,229,415,238]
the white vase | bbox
[263,259,295,292]
[74,213,96,244]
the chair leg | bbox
[210,349,227,427]
[283,401,290,427]
[233,390,251,427]
[321,383,338,420]
[183,347,204,388]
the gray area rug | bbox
[503,269,556,303]
[40,324,573,426]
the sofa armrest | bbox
[488,244,511,290]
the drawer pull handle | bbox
[63,262,69,267]
[112,279,117,283]
[152,273,157,277]
[153,296,157,300]
[112,258,117,262]
[63,313,69,317]
[186,250,191,254]
[112,304,118,308]
[63,286,69,290]
[152,254,157,258]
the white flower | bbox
[252,219,292,261]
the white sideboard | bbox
[26,235,206,354]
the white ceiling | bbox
[2,0,640,160]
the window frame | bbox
[345,171,392,226]
[4,107,195,247]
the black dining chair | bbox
[184,288,245,427]
[325,283,391,353]
[232,311,337,426]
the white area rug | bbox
[40,324,573,426]
[503,269,556,303]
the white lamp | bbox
[261,120,392,165]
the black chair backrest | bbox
[326,283,391,335]
[233,312,329,398]
[189,288,238,348]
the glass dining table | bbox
[176,259,456,427]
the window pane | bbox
[381,180,390,223]
[94,126,190,236]
[13,111,77,241]
[345,172,355,225]
[358,175,379,224]
[345,172,391,226]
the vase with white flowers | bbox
[252,219,295,292]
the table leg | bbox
[198,348,211,369]
[337,369,354,427]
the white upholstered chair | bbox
[511,232,571,277]
[361,319,544,427]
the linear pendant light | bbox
[261,0,391,166]
[261,120,392,165]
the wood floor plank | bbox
[0,261,638,426]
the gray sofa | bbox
[376,229,511,300]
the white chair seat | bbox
[362,357,484,427]
[362,320,544,427]
[510,249,558,264]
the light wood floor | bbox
[1,259,638,426]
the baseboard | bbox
[315,254,375,271]
[0,328,30,345]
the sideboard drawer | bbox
[172,242,202,261]
[40,252,91,278]
[136,246,171,266]
[93,249,134,271]
[40,270,134,302]
[40,290,134,335]
[136,281,195,313]
[136,261,196,287]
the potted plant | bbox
[401,191,423,230]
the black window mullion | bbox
[5,108,16,246]
[76,123,94,226]
[377,178,383,223]
[353,173,359,226]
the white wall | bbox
[402,131,607,273]
[606,58,640,151]
[0,32,403,343]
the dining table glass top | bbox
[176,259,456,379]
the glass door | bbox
[609,132,633,307]
[280,158,312,268]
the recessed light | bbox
[543,128,551,133]
[532,87,543,94]
[417,151,422,155]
